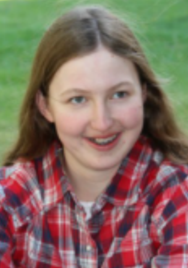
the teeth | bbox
[92,135,117,145]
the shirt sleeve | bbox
[0,167,19,268]
[0,203,16,268]
[150,173,188,268]
[0,164,42,268]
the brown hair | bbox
[3,5,188,165]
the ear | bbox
[36,91,54,122]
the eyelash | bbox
[69,91,128,104]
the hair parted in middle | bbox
[3,5,188,166]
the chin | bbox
[87,158,123,172]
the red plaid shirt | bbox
[1,136,188,268]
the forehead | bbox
[49,47,140,93]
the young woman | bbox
[1,5,188,268]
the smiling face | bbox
[38,46,145,175]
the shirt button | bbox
[86,245,92,251]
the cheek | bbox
[54,113,87,136]
[120,104,144,128]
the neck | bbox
[63,155,120,202]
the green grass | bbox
[0,0,188,163]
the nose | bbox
[90,101,113,131]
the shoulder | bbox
[128,136,188,195]
[152,152,188,189]
[135,138,188,208]
[143,150,188,224]
[0,141,64,229]
[0,161,43,229]
[141,140,188,190]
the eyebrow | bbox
[60,81,134,97]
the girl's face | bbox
[39,47,145,173]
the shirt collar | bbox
[102,135,154,207]
[37,141,72,210]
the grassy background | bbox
[0,0,188,163]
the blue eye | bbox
[70,96,86,104]
[113,91,127,99]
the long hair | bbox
[3,5,188,165]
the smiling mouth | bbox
[87,134,119,145]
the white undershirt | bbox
[80,201,94,221]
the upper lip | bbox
[86,132,120,139]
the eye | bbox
[70,96,86,104]
[113,91,128,99]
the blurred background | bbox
[0,0,188,163]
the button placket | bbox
[76,209,97,268]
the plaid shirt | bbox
[1,136,188,268]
